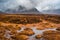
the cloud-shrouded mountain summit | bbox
[5,6,39,13]
[0,0,60,14]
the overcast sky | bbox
[0,0,60,13]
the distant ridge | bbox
[0,10,41,14]
[43,9,60,14]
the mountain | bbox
[4,6,39,13]
[0,6,40,14]
[43,9,60,14]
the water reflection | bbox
[19,27,56,40]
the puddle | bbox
[28,27,56,40]
[4,26,57,40]
[16,27,56,40]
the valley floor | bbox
[0,14,60,40]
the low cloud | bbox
[0,0,60,13]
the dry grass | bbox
[0,14,60,40]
